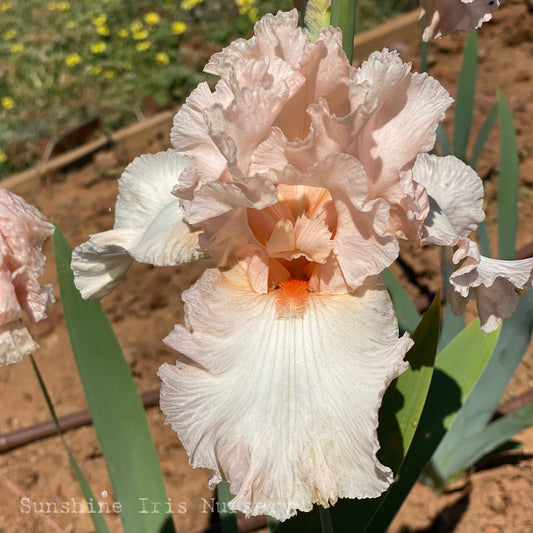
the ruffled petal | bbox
[171,81,233,189]
[274,153,399,290]
[203,84,290,178]
[159,265,411,521]
[419,0,500,41]
[71,229,137,300]
[413,153,485,245]
[0,320,39,366]
[72,150,204,300]
[266,215,333,264]
[352,51,453,204]
[0,186,54,364]
[204,10,310,79]
[449,252,533,332]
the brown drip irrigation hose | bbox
[0,390,159,453]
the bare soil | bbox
[1,2,532,532]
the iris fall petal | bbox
[159,265,411,520]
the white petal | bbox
[72,150,204,300]
[413,153,485,245]
[0,320,38,366]
[159,266,411,521]
[71,229,136,301]
[115,150,189,231]
[129,201,204,266]
[449,253,533,332]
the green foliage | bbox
[497,90,520,260]
[216,482,239,533]
[382,268,420,334]
[366,320,500,532]
[330,0,357,62]
[53,225,175,533]
[30,355,111,533]
[453,31,478,162]
[428,291,533,487]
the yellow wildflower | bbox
[1,97,15,110]
[10,42,24,53]
[133,29,148,40]
[65,20,78,30]
[0,2,12,11]
[144,12,160,26]
[136,41,150,51]
[3,30,16,41]
[0,149,7,164]
[180,0,203,10]
[96,25,110,36]
[103,69,115,78]
[65,53,81,66]
[235,0,254,5]
[156,52,169,65]
[171,21,187,35]
[90,41,106,53]
[58,1,70,10]
[92,14,107,26]
[118,29,129,38]
[90,65,102,76]
[130,20,143,32]
[247,7,258,21]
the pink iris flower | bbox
[72,11,531,520]
[0,186,54,365]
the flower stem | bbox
[330,0,357,63]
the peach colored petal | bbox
[204,84,290,178]
[205,10,310,79]
[353,51,453,204]
[182,174,278,226]
[266,214,333,264]
[171,80,233,189]
[273,154,399,290]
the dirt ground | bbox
[1,2,533,532]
